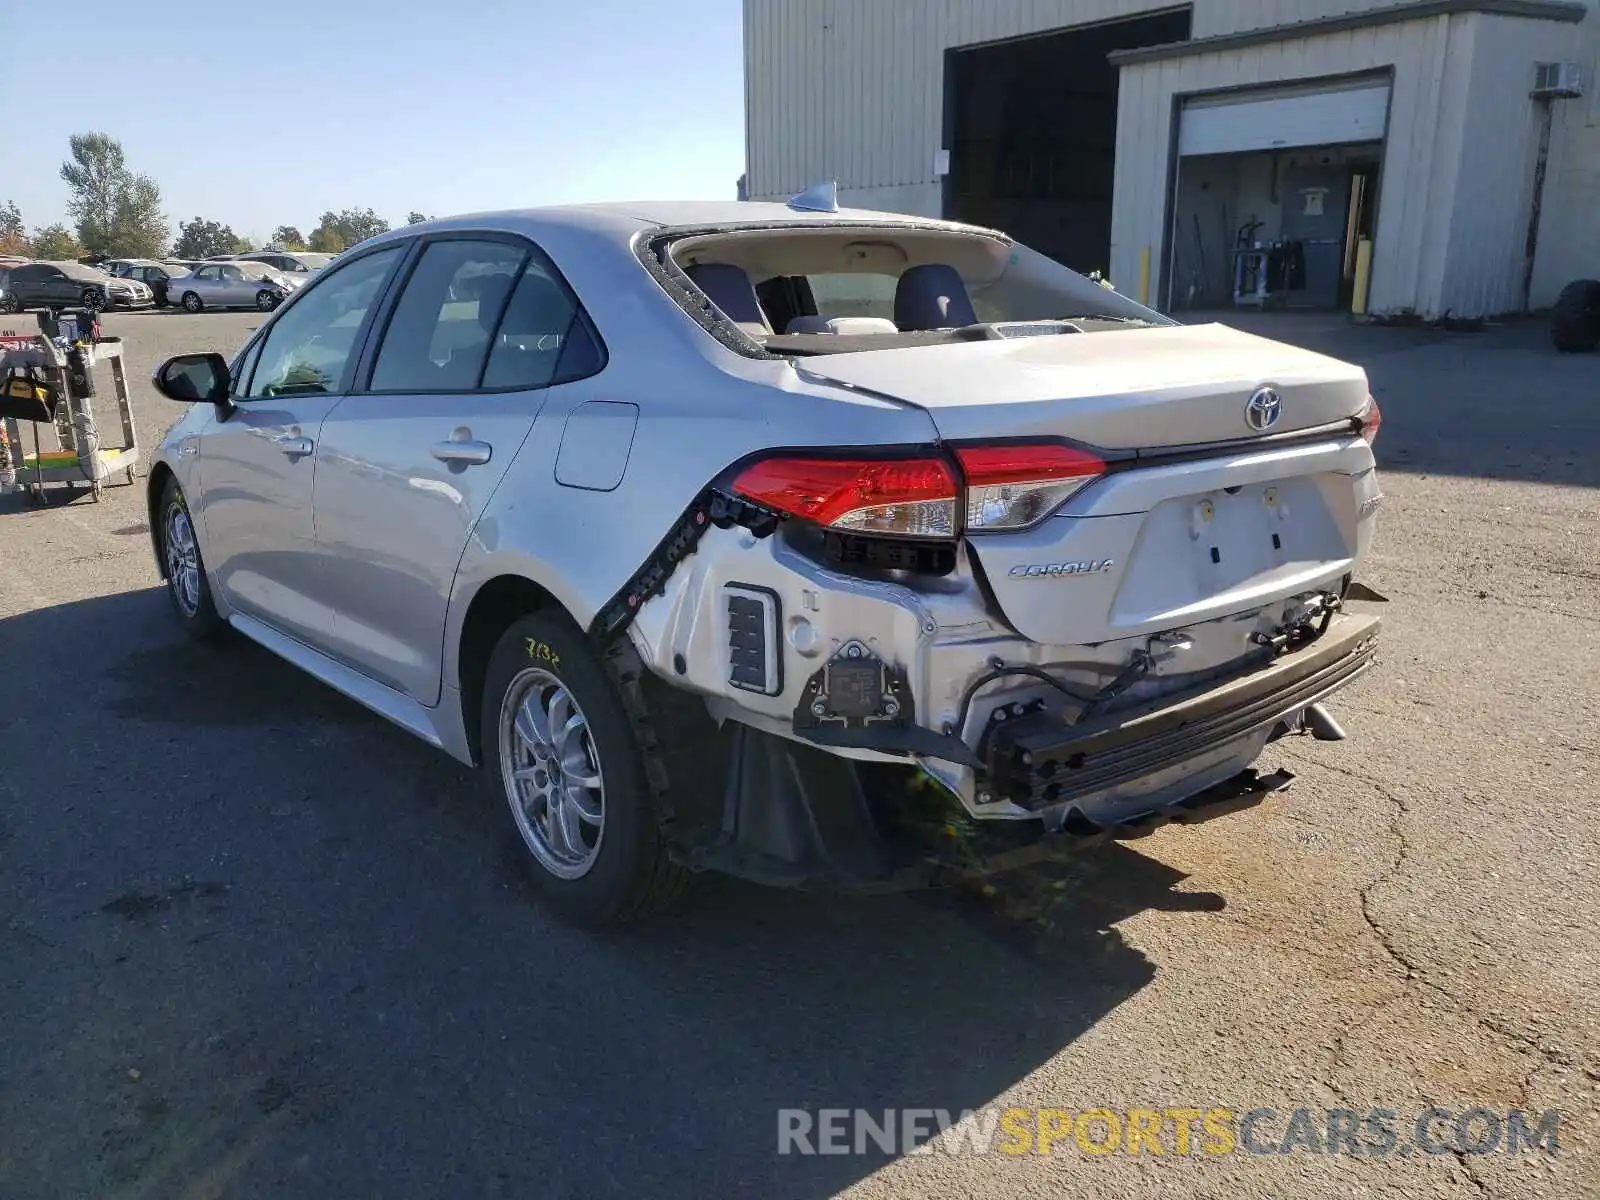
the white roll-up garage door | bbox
[1179,78,1391,156]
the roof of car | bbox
[386,201,998,243]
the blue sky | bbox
[3,0,745,244]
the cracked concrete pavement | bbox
[0,308,1595,1198]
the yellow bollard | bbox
[1138,245,1151,306]
[1351,237,1373,316]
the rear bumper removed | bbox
[668,613,1376,890]
[985,612,1380,810]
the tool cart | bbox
[0,308,139,503]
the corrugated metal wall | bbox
[743,0,1415,200]
[1112,10,1583,315]
[744,0,1600,313]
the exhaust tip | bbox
[1303,702,1347,741]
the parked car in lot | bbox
[235,250,336,276]
[107,258,190,308]
[147,198,1383,925]
[0,260,152,312]
[168,260,299,312]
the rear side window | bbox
[481,256,600,389]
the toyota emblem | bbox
[1246,386,1283,431]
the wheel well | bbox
[146,463,174,576]
[456,574,566,765]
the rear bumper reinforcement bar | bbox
[987,614,1381,810]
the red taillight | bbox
[732,455,959,538]
[1359,398,1382,445]
[955,443,1105,531]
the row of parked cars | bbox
[0,250,335,316]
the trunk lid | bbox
[802,322,1379,647]
[799,322,1369,450]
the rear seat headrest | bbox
[894,263,978,331]
[683,262,772,336]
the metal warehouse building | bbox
[742,0,1599,318]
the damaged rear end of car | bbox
[604,214,1385,889]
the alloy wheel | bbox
[498,668,606,879]
[164,506,201,616]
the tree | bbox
[406,211,432,225]
[58,131,169,257]
[271,225,306,251]
[108,175,169,258]
[308,207,390,253]
[0,201,25,255]
[59,132,126,253]
[172,216,249,259]
[29,224,84,260]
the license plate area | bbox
[1109,474,1353,629]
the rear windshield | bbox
[653,224,1171,356]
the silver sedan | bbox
[168,261,300,313]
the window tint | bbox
[368,240,526,392]
[196,266,218,280]
[245,246,402,399]
[221,265,244,281]
[481,256,596,389]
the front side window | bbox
[368,240,527,392]
[221,265,244,282]
[245,246,403,399]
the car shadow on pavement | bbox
[0,587,1223,1200]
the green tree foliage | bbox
[172,217,249,259]
[58,132,169,257]
[29,224,84,260]
[271,225,307,251]
[406,211,432,225]
[0,201,25,255]
[308,208,390,253]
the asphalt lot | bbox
[1,306,1596,1199]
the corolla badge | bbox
[1009,559,1115,579]
[1246,385,1283,431]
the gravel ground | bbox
[0,308,1596,1199]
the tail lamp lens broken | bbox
[732,443,1106,539]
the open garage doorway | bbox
[1167,75,1390,313]
[943,8,1192,277]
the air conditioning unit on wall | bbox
[1532,61,1584,98]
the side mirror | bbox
[154,352,232,415]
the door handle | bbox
[273,434,314,458]
[430,440,493,466]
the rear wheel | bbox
[0,294,16,314]
[481,613,688,925]
[80,287,104,313]
[180,291,203,313]
[159,478,225,639]
[1550,279,1600,354]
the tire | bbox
[158,477,225,639]
[255,289,279,312]
[0,294,16,314]
[80,287,104,313]
[1550,279,1600,354]
[480,613,689,925]
[180,291,203,313]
